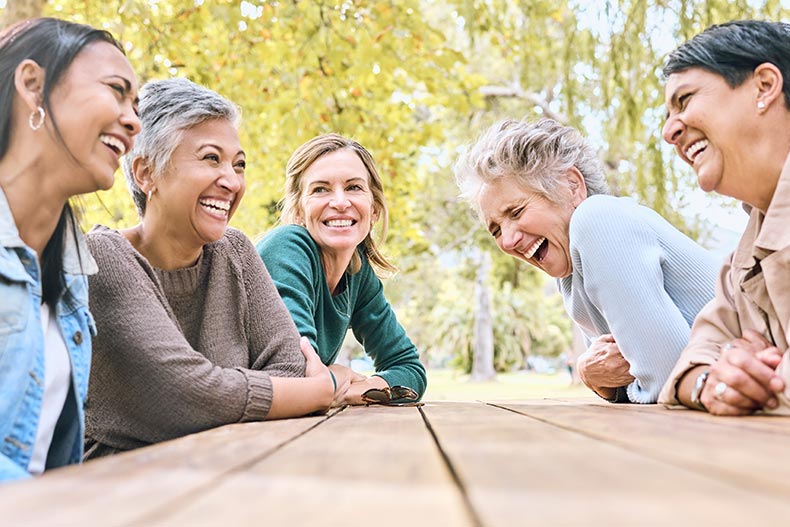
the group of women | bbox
[456,20,789,415]
[0,16,787,482]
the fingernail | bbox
[766,398,778,409]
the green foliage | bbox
[5,0,784,375]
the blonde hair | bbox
[280,133,396,276]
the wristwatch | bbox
[690,370,709,411]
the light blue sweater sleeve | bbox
[564,196,718,403]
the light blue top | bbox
[0,188,96,482]
[557,195,719,403]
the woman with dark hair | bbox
[257,134,427,406]
[0,18,140,481]
[659,20,790,416]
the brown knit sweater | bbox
[84,226,305,458]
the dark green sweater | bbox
[257,225,426,398]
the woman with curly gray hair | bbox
[456,118,719,403]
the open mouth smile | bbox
[199,198,231,217]
[684,139,708,163]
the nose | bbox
[121,103,141,137]
[498,221,522,252]
[662,113,683,146]
[218,164,244,194]
[329,190,350,210]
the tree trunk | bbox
[470,249,496,382]
[2,0,47,29]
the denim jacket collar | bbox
[0,187,97,276]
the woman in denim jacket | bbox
[0,18,140,481]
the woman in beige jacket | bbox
[659,20,790,416]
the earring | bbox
[29,106,45,131]
[757,101,766,110]
[147,188,154,201]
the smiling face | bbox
[297,148,376,267]
[152,119,245,248]
[662,67,758,199]
[478,174,583,278]
[46,41,140,195]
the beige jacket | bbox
[658,161,790,414]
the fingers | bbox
[741,329,772,349]
[595,334,615,343]
[299,336,317,357]
[756,347,784,369]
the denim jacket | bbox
[0,188,97,482]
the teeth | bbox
[326,219,353,227]
[685,139,708,161]
[523,237,546,259]
[100,134,126,155]
[199,199,231,214]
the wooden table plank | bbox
[497,400,790,499]
[146,405,473,527]
[0,415,326,527]
[423,401,790,527]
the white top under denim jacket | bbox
[0,187,97,482]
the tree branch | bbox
[479,84,567,123]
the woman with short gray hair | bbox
[84,78,334,458]
[456,117,719,403]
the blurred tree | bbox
[3,0,787,379]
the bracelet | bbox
[328,371,337,393]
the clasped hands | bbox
[700,329,786,416]
[576,334,634,400]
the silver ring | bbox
[714,381,728,400]
[722,342,733,352]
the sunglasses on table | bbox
[361,385,422,406]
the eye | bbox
[234,159,246,171]
[347,184,364,191]
[678,93,691,110]
[490,226,501,239]
[203,153,220,163]
[510,206,524,219]
[109,83,126,98]
[311,186,328,194]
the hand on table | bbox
[577,334,634,399]
[702,330,785,416]
[330,370,389,406]
[327,364,367,407]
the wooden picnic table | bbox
[2,399,789,526]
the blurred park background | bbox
[3,0,787,398]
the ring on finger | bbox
[714,381,728,400]
[721,342,733,352]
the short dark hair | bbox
[663,20,790,109]
[0,18,124,306]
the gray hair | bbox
[455,118,608,220]
[123,77,241,216]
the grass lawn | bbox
[422,368,592,402]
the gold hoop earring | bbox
[29,106,45,131]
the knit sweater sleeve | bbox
[350,259,427,399]
[86,229,276,451]
[257,226,322,352]
[226,229,305,378]
[570,198,697,404]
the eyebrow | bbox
[307,177,367,186]
[198,144,245,157]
